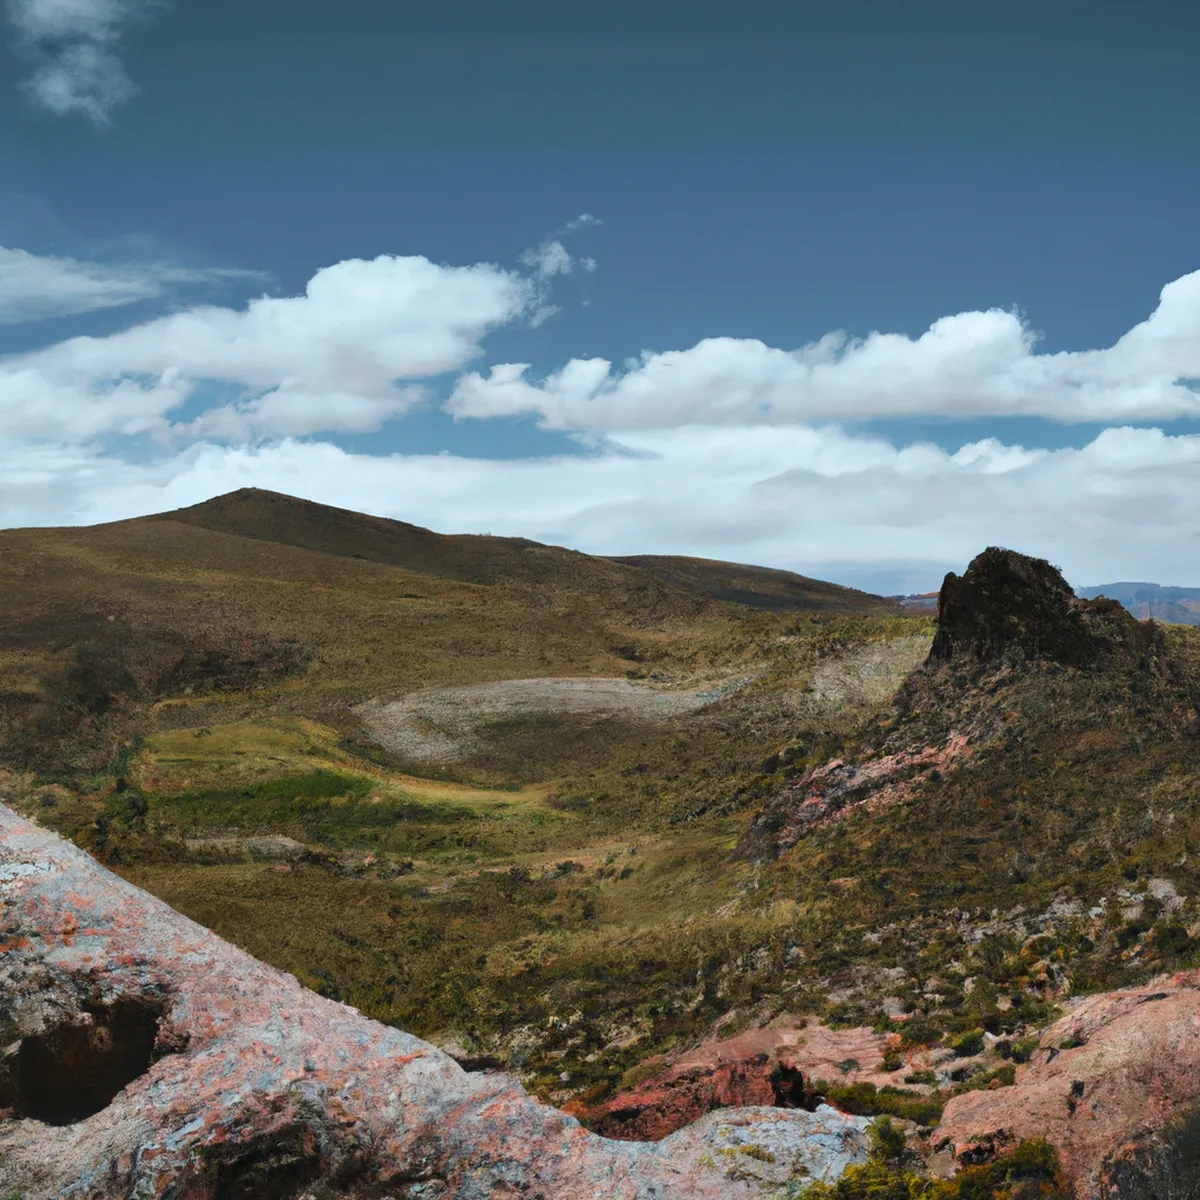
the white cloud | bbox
[520,239,575,280]
[518,212,601,287]
[5,422,1199,593]
[4,244,1200,591]
[5,0,160,125]
[0,254,535,441]
[448,271,1200,429]
[0,245,264,324]
[562,213,602,233]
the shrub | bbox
[819,1081,944,1127]
[799,1137,1068,1199]
[950,1029,985,1057]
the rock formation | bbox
[935,971,1200,1199]
[0,804,870,1198]
[927,546,1155,669]
[735,546,1168,862]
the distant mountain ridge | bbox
[1078,580,1200,626]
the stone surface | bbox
[928,546,1154,669]
[936,971,1200,1199]
[0,805,869,1199]
[573,1017,930,1141]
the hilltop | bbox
[153,488,896,613]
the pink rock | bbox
[0,806,869,1198]
[937,971,1200,1198]
[575,1018,915,1140]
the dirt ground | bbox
[355,676,747,764]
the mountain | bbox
[0,488,903,778]
[1078,581,1200,626]
[154,488,897,610]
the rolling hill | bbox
[13,504,1200,1196]
[1078,580,1200,625]
[0,487,906,777]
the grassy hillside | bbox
[608,554,897,613]
[24,502,1200,1158]
[0,489,901,776]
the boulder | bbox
[574,1018,911,1141]
[936,971,1200,1199]
[0,805,869,1198]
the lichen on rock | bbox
[0,804,870,1198]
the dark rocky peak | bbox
[927,547,1152,670]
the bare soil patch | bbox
[356,676,745,765]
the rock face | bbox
[927,546,1153,669]
[936,971,1200,1199]
[0,805,870,1199]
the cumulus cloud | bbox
[0,254,535,441]
[449,271,1200,428]
[0,245,264,324]
[5,423,1199,593]
[5,0,160,125]
[4,242,1200,591]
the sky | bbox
[1,1,1199,594]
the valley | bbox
[6,491,1200,1198]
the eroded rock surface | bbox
[0,805,868,1198]
[573,1018,920,1141]
[936,971,1200,1199]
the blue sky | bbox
[1,1,1199,593]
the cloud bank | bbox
[2,240,1198,591]
[5,0,160,125]
[450,272,1200,428]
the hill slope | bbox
[608,553,896,613]
[1078,580,1200,625]
[0,488,911,788]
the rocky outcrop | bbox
[0,805,871,1198]
[736,547,1171,861]
[935,971,1200,1199]
[572,1018,921,1141]
[734,732,975,860]
[928,546,1155,669]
